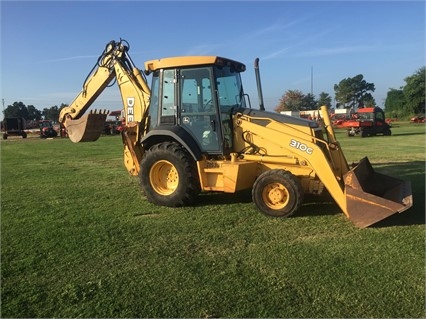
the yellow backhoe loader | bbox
[59,39,412,228]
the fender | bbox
[141,125,203,161]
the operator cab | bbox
[145,56,247,156]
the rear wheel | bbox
[252,169,303,218]
[140,142,200,207]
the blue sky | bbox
[1,1,425,119]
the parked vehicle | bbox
[342,107,392,137]
[1,117,27,140]
[103,120,124,135]
[39,120,58,138]
[410,114,425,123]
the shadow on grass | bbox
[299,161,425,228]
[298,161,425,228]
[298,193,341,218]
[371,161,425,228]
[194,189,253,207]
[392,131,426,137]
[194,161,425,228]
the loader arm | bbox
[235,108,349,210]
[234,106,412,228]
[59,39,151,175]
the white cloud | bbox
[41,55,99,63]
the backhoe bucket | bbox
[65,110,108,143]
[344,157,412,228]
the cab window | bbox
[148,72,160,130]
[162,70,176,116]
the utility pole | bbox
[310,66,313,96]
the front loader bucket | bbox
[65,110,108,143]
[344,157,412,228]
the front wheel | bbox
[140,142,200,207]
[252,169,303,218]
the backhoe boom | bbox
[59,39,151,174]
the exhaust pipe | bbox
[254,58,265,111]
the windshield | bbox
[213,66,246,112]
[359,112,374,120]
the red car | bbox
[410,114,425,123]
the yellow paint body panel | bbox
[197,159,258,193]
[144,56,245,73]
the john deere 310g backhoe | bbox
[59,39,412,228]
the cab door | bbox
[179,67,221,153]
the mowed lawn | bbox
[1,122,425,318]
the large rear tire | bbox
[252,169,303,218]
[140,142,200,207]
[361,129,369,138]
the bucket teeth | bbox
[89,109,109,115]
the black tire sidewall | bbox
[140,142,199,207]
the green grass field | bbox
[1,122,425,318]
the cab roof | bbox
[144,56,246,74]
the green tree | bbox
[3,101,29,119]
[403,66,425,115]
[384,88,405,117]
[302,93,317,110]
[274,90,305,112]
[317,92,332,108]
[334,74,375,108]
[27,105,42,121]
[361,93,376,107]
[42,105,64,121]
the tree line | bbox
[3,67,424,122]
[2,102,67,122]
[274,67,425,118]
[1,102,67,129]
[384,67,425,118]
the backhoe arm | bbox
[59,39,151,175]
[59,41,122,142]
[59,39,150,143]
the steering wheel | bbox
[203,98,213,111]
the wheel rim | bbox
[262,182,290,210]
[149,160,179,195]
